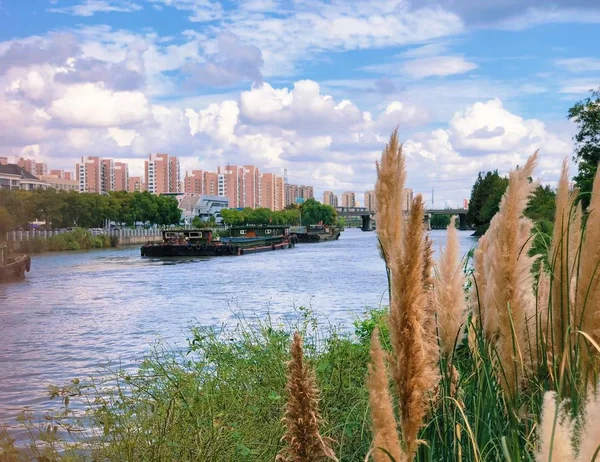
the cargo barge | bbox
[291,224,341,243]
[140,225,297,257]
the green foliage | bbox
[467,171,509,234]
[191,215,216,228]
[0,189,181,231]
[16,308,376,461]
[300,198,337,225]
[569,88,600,208]
[525,184,556,222]
[220,207,301,226]
[430,214,452,229]
[0,206,14,237]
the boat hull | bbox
[141,237,295,257]
[0,255,31,282]
[296,231,341,243]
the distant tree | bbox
[467,171,509,234]
[525,185,556,223]
[0,206,14,236]
[430,214,452,229]
[569,88,600,208]
[300,198,337,225]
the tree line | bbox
[217,199,338,227]
[0,189,181,235]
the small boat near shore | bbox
[0,244,31,282]
[291,224,341,243]
[140,225,297,257]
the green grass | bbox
[10,229,115,253]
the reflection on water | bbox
[0,228,477,432]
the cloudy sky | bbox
[1,0,599,206]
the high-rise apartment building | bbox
[76,156,104,193]
[364,190,376,212]
[50,170,74,180]
[274,176,285,211]
[285,184,314,207]
[17,157,47,177]
[323,191,338,207]
[184,170,204,195]
[243,165,261,209]
[0,157,8,165]
[145,153,180,195]
[114,162,128,191]
[218,164,244,208]
[203,171,218,196]
[102,159,115,193]
[260,173,275,210]
[127,176,146,192]
[341,191,356,208]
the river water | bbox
[0,229,477,431]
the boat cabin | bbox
[229,225,289,238]
[161,229,214,245]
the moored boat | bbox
[0,244,31,282]
[292,224,341,243]
[140,225,297,257]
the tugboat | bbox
[0,244,31,282]
[292,224,341,243]
[140,225,297,257]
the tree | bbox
[300,199,337,225]
[525,185,556,223]
[569,88,600,208]
[0,206,14,237]
[430,214,451,229]
[467,170,509,234]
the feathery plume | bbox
[375,128,406,271]
[578,390,600,462]
[278,332,337,462]
[433,216,467,358]
[479,152,538,397]
[472,234,489,333]
[576,166,600,371]
[550,160,581,359]
[388,195,439,459]
[367,329,405,462]
[536,392,575,462]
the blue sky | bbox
[1,0,599,206]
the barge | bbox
[140,225,297,257]
[292,224,341,243]
[0,244,31,282]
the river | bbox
[0,229,477,431]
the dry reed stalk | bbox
[367,329,405,462]
[277,332,337,462]
[576,167,600,372]
[433,216,467,358]
[550,160,582,359]
[472,234,489,333]
[478,152,538,397]
[375,128,406,271]
[388,195,439,459]
[536,392,575,462]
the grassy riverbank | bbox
[9,228,118,253]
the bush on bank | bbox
[10,229,115,253]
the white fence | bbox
[5,228,163,242]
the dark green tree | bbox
[569,88,600,208]
[300,198,336,225]
[525,185,556,223]
[467,170,509,235]
[430,214,451,229]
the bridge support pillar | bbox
[424,213,431,231]
[361,215,372,231]
[458,214,467,231]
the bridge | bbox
[335,207,375,231]
[336,206,469,231]
[426,208,469,230]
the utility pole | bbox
[432,188,434,207]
